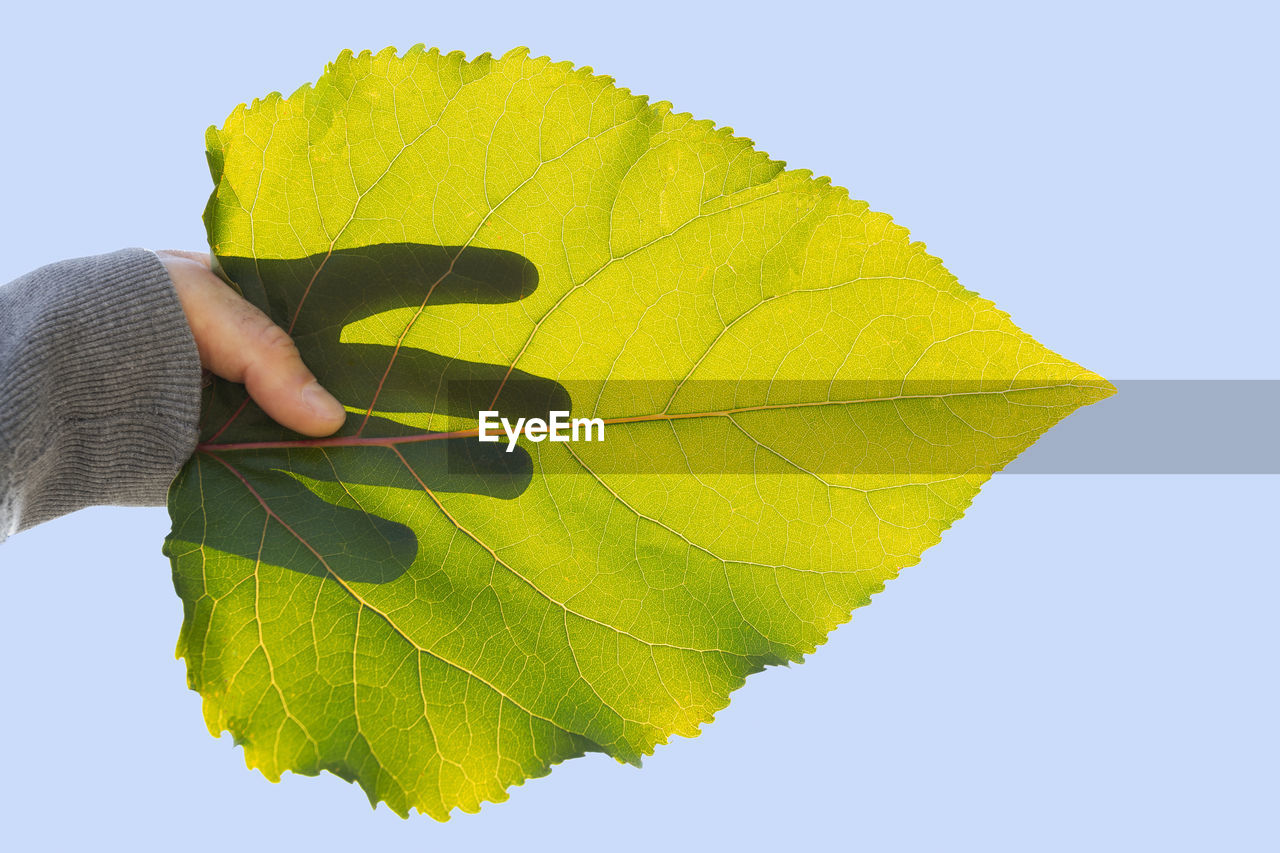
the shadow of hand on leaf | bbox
[193,244,569,584]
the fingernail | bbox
[303,381,346,423]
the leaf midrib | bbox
[196,383,1092,452]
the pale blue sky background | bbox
[1,1,1275,850]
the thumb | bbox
[219,314,348,437]
[168,255,347,437]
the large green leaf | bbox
[164,45,1113,819]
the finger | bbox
[171,259,346,436]
[235,320,348,437]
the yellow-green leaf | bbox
[164,45,1113,819]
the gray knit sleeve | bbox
[0,248,203,541]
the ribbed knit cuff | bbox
[0,248,203,538]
